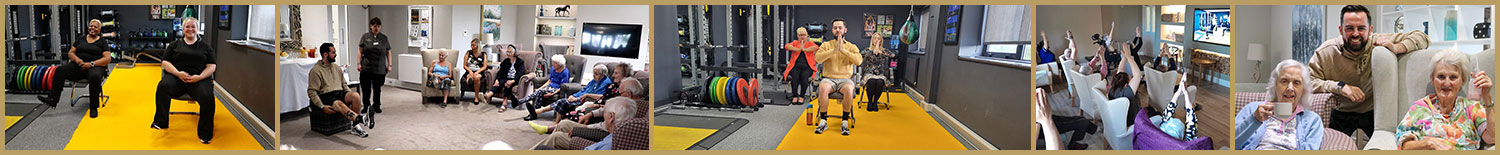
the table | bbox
[1190,58,1217,85]
[280,58,319,113]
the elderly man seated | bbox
[530,87,640,150]
[527,64,613,124]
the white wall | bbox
[574,5,651,82]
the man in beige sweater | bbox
[1309,5,1430,139]
[814,18,864,136]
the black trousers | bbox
[48,62,106,109]
[492,79,519,105]
[864,78,886,111]
[360,72,386,110]
[154,75,216,141]
[1331,110,1375,137]
[788,67,814,98]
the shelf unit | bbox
[1377,5,1494,53]
[534,5,578,48]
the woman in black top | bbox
[463,38,490,105]
[488,45,525,112]
[358,17,391,113]
[152,17,218,144]
[41,19,111,117]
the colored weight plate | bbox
[46,66,56,90]
[745,79,758,106]
[24,66,34,90]
[718,77,729,105]
[13,66,23,90]
[737,78,749,106]
[724,78,735,106]
[729,78,740,106]
[33,66,43,90]
[710,77,723,104]
[18,66,28,90]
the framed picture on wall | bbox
[942,5,962,45]
[1160,24,1184,43]
[218,5,231,30]
[864,14,895,38]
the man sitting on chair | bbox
[814,18,864,136]
[307,43,370,138]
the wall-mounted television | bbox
[1193,8,1231,46]
[580,22,643,59]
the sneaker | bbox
[89,110,98,118]
[363,114,375,129]
[373,107,383,113]
[151,123,166,130]
[200,139,211,144]
[351,124,370,138]
[814,119,828,134]
[528,122,549,134]
[841,120,851,136]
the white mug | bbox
[1273,102,1294,119]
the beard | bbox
[1342,35,1366,51]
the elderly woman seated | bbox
[1396,50,1494,150]
[1234,60,1324,150]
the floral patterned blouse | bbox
[1396,95,1489,150]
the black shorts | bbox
[319,90,350,107]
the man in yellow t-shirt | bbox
[814,18,863,136]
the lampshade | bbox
[1247,43,1265,61]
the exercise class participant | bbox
[520,55,570,120]
[358,17,392,113]
[813,18,863,136]
[782,27,819,105]
[308,43,370,138]
[486,45,525,112]
[39,19,111,117]
[152,17,219,143]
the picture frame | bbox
[942,5,962,45]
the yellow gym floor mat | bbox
[776,92,966,150]
[62,65,262,150]
[5,116,21,130]
[651,126,719,150]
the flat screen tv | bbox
[580,22,643,59]
[1193,8,1231,46]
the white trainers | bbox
[841,120,851,135]
[814,119,828,134]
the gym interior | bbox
[651,5,1032,150]
[1033,5,1234,150]
[5,5,278,150]
[276,5,650,150]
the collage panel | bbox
[651,5,1032,150]
[4,5,279,150]
[275,5,650,150]
[1233,5,1495,150]
[1033,5,1235,150]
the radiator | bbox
[398,53,424,83]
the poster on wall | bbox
[482,5,504,44]
[943,5,962,45]
[409,6,433,48]
[864,14,895,38]
[218,5,231,30]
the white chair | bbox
[1099,97,1135,150]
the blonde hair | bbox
[89,19,102,26]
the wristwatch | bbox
[1337,81,1347,90]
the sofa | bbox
[1366,48,1495,150]
[1233,83,1357,150]
[421,49,463,103]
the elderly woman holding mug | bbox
[1396,50,1494,150]
[1234,60,1325,150]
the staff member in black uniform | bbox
[357,17,392,113]
[39,19,112,118]
[152,17,218,144]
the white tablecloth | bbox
[280,58,320,113]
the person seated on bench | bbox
[528,64,612,123]
[307,43,370,138]
[533,97,638,150]
[152,17,220,143]
[519,55,570,120]
[813,18,863,136]
[39,19,111,115]
[575,63,634,122]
